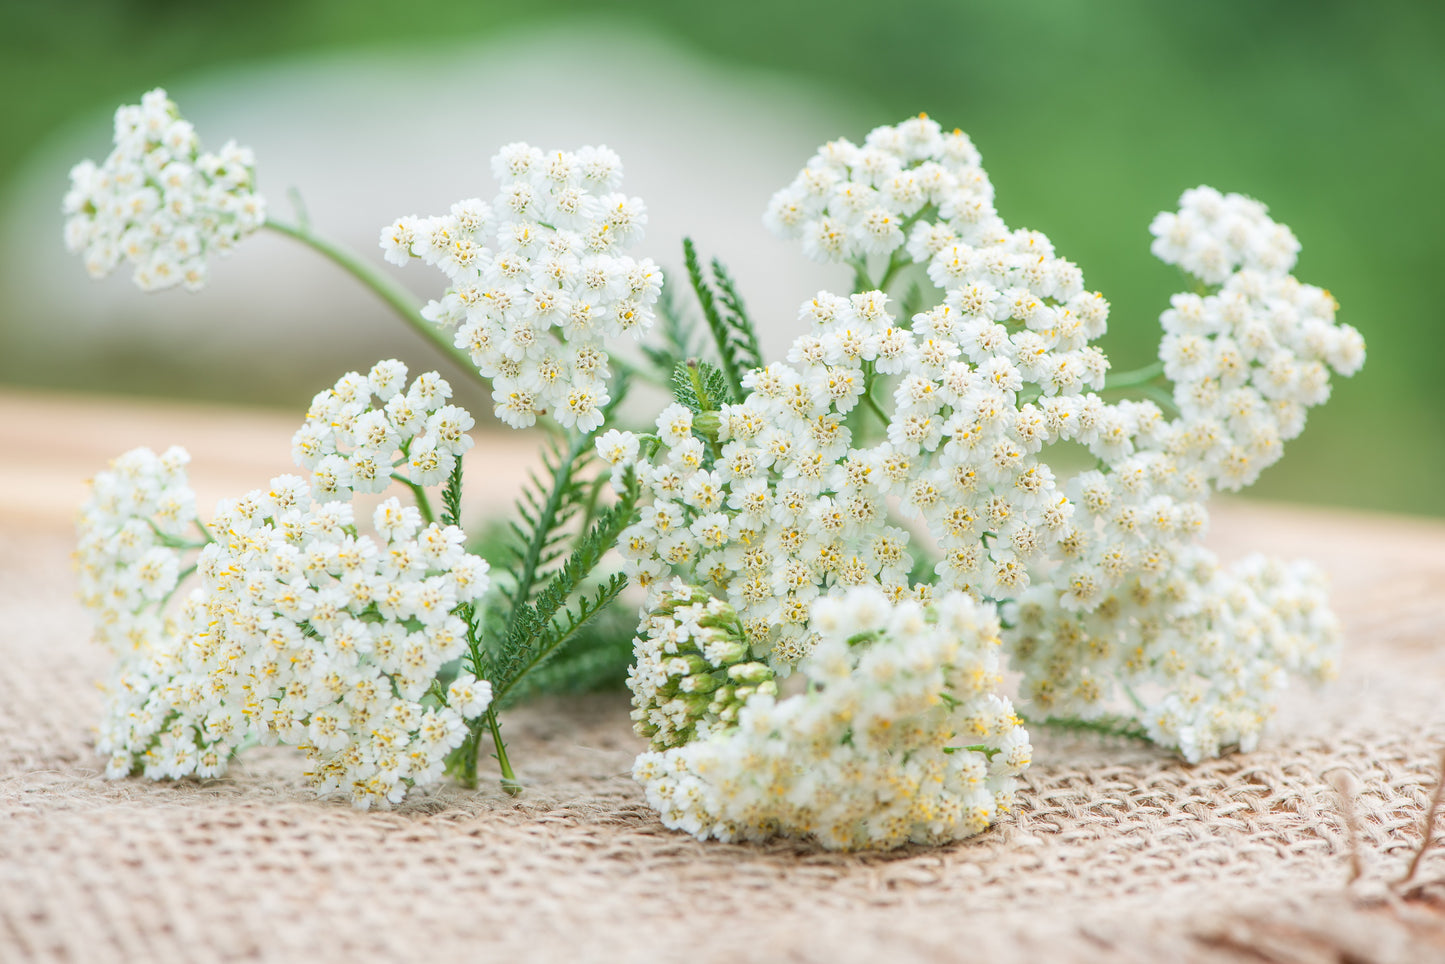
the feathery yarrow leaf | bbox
[640,278,702,377]
[669,360,730,418]
[492,470,640,701]
[709,256,764,374]
[440,456,464,529]
[682,238,763,404]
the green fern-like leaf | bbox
[669,363,702,413]
[439,457,464,529]
[709,256,763,373]
[669,359,730,416]
[495,431,593,610]
[640,276,700,378]
[500,609,635,701]
[489,471,640,704]
[683,238,764,404]
[491,574,632,709]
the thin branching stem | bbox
[263,217,479,381]
[875,253,907,295]
[1104,360,1166,391]
[390,473,436,526]
[486,707,521,797]
[863,390,890,429]
[1021,713,1154,745]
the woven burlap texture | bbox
[4,500,1445,964]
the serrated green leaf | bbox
[669,359,731,416]
[487,468,641,701]
[710,256,763,374]
[439,457,464,529]
[683,237,764,405]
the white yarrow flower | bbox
[383,143,660,431]
[63,88,265,292]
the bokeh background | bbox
[1,0,1440,515]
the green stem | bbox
[875,253,906,295]
[506,430,588,627]
[1103,360,1166,391]
[442,604,485,789]
[1135,384,1181,414]
[143,517,209,550]
[453,727,480,789]
[1020,713,1154,745]
[391,473,435,526]
[1122,684,1148,713]
[486,707,522,796]
[862,389,889,429]
[849,259,873,294]
[262,217,478,380]
[856,209,926,294]
[577,473,609,535]
[156,564,198,610]
[858,359,890,435]
[961,743,1001,759]
[612,353,669,392]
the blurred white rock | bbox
[0,24,861,414]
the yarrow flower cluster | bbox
[65,94,1367,851]
[381,143,661,431]
[606,118,1115,666]
[605,114,1363,769]
[1150,189,1366,493]
[290,360,475,502]
[80,363,498,808]
[92,481,491,808]
[76,446,201,658]
[1008,548,1338,762]
[1149,185,1302,284]
[633,587,1030,850]
[63,88,265,292]
[998,187,1363,754]
[765,113,1003,264]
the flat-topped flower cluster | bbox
[65,95,1365,850]
[602,114,1363,768]
[382,143,662,431]
[80,364,495,808]
[77,445,201,660]
[63,88,265,292]
[1008,548,1338,761]
[634,586,1030,849]
[765,113,1003,264]
[290,358,476,501]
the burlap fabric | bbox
[3,390,1444,962]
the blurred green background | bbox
[2,0,1441,515]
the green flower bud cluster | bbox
[628,584,777,751]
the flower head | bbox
[291,361,474,502]
[63,88,265,291]
[84,359,494,807]
[94,483,492,807]
[618,116,1362,764]
[633,586,1030,850]
[382,143,660,430]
